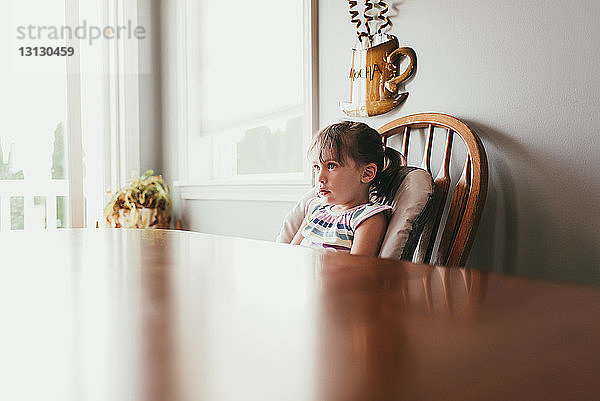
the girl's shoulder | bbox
[350,202,393,229]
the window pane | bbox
[10,197,24,230]
[56,196,67,229]
[2,0,69,231]
[236,115,304,175]
[198,0,303,131]
[0,143,24,180]
[34,196,47,229]
[191,0,307,179]
[51,123,66,180]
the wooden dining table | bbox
[1,228,599,401]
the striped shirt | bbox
[300,199,392,252]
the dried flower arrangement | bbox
[104,170,172,228]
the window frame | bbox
[173,0,319,202]
[65,0,84,228]
[67,0,141,228]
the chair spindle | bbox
[434,155,472,265]
[401,126,410,159]
[415,129,454,264]
[421,124,434,175]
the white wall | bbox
[161,0,600,284]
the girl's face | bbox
[312,158,373,210]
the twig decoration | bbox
[348,1,369,41]
[348,0,393,42]
[363,0,374,39]
[376,0,392,34]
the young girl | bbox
[291,121,405,256]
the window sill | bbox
[174,179,313,202]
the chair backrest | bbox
[378,113,488,266]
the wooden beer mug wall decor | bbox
[340,1,417,117]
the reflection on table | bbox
[1,229,599,401]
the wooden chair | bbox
[378,113,488,267]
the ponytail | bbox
[370,146,406,205]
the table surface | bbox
[1,229,600,401]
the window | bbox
[175,0,318,202]
[2,0,141,231]
[2,0,71,230]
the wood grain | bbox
[1,229,599,401]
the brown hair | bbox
[308,121,405,205]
